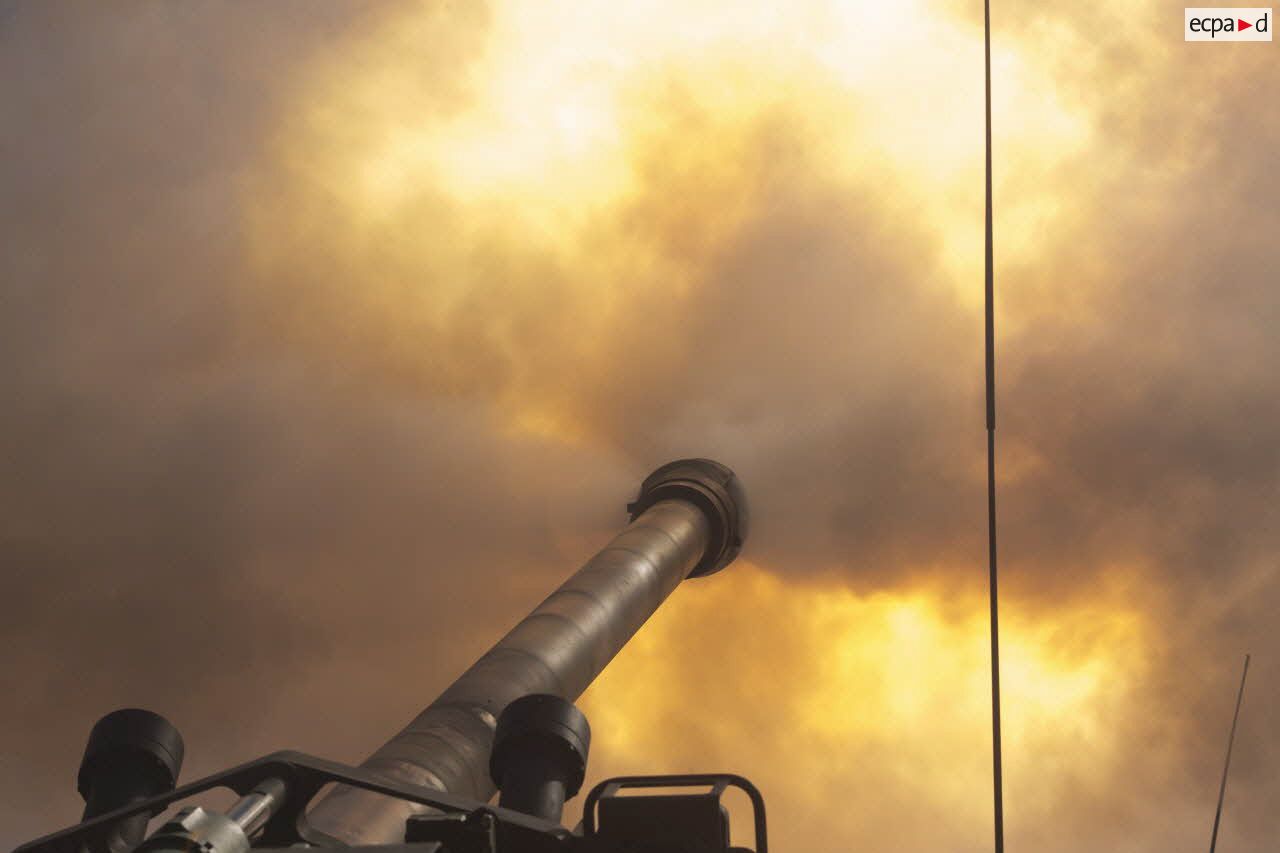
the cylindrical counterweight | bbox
[308,459,746,844]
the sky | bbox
[1,1,1276,850]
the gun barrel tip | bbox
[629,458,748,577]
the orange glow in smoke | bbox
[579,563,1151,849]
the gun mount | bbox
[14,459,764,853]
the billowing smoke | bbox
[2,2,1276,850]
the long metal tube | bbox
[308,460,747,845]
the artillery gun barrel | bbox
[307,459,747,844]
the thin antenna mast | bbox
[982,1,1005,852]
[1208,653,1251,853]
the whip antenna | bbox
[982,1,1005,851]
[1209,653,1251,853]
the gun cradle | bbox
[14,462,763,853]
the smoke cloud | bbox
[2,2,1275,850]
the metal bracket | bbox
[14,751,562,853]
[582,773,767,853]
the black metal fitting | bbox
[404,810,497,852]
[627,458,748,577]
[583,774,767,853]
[77,709,184,853]
[489,695,590,823]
